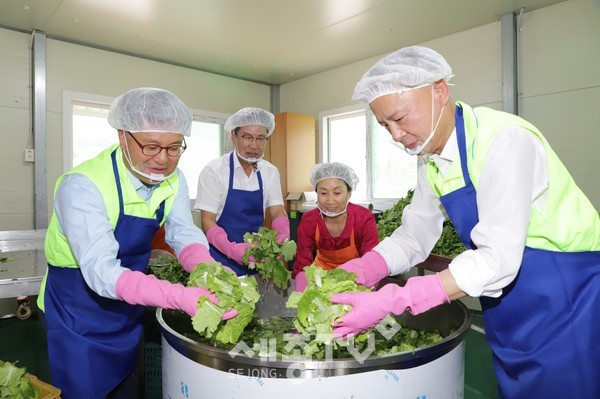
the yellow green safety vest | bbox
[38,145,179,308]
[426,101,599,252]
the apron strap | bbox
[455,105,473,188]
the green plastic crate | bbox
[144,341,162,399]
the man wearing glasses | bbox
[194,107,290,275]
[38,87,236,398]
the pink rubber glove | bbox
[178,243,215,272]
[271,216,290,244]
[294,271,307,292]
[115,269,238,319]
[206,226,253,265]
[339,251,389,288]
[331,274,449,338]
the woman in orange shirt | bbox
[293,162,379,290]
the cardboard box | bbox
[286,191,317,211]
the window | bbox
[72,103,113,168]
[319,105,417,210]
[64,91,227,199]
[327,112,368,200]
[177,113,226,198]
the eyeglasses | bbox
[237,133,268,146]
[126,131,187,157]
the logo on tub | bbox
[180,381,189,398]
[229,368,279,379]
[385,370,400,382]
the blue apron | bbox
[43,150,165,398]
[439,106,600,398]
[209,152,264,275]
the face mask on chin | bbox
[405,85,444,156]
[318,206,347,218]
[233,139,265,165]
[318,198,349,218]
[122,139,175,185]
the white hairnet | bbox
[224,107,275,136]
[352,46,453,104]
[108,87,193,136]
[310,162,359,190]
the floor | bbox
[464,313,499,398]
[0,305,498,398]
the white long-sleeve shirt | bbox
[375,125,549,298]
[54,168,206,299]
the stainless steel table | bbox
[0,230,47,300]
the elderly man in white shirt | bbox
[194,107,289,275]
[330,46,600,399]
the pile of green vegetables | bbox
[242,227,297,290]
[191,315,442,360]
[376,189,466,258]
[0,361,38,399]
[190,265,443,359]
[147,249,444,357]
[147,258,261,344]
[147,256,188,285]
[285,265,371,355]
[285,265,442,358]
[188,262,260,344]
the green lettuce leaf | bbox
[0,361,38,399]
[285,264,370,351]
[242,227,296,290]
[188,262,260,344]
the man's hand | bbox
[339,251,390,288]
[332,274,449,338]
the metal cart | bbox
[0,230,47,318]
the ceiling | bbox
[0,0,565,85]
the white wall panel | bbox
[0,29,32,230]
[280,22,502,119]
[428,22,502,109]
[0,29,29,109]
[45,40,270,115]
[521,88,600,207]
[519,0,600,208]
[519,0,600,97]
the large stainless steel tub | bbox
[157,299,471,398]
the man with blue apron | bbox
[38,88,235,398]
[194,107,290,276]
[330,46,600,398]
[438,105,600,397]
